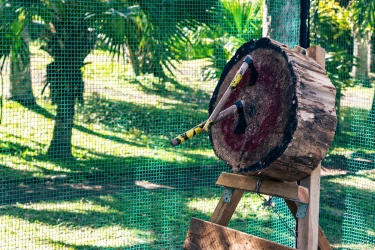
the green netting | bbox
[0,0,374,249]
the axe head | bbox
[233,101,256,135]
[233,100,247,134]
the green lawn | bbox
[0,46,374,249]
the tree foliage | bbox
[349,0,375,34]
[91,0,217,79]
[310,0,356,131]
[187,0,263,80]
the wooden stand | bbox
[183,46,333,250]
[183,167,332,250]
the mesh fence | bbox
[0,0,374,249]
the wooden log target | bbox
[209,38,336,181]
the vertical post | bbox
[299,0,310,48]
[298,164,321,250]
[307,46,326,69]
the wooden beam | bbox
[183,218,294,250]
[306,46,326,69]
[216,173,309,203]
[210,188,244,226]
[298,164,322,250]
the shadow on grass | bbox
[2,145,374,248]
[77,93,208,137]
[18,102,147,147]
[320,174,375,247]
[0,135,224,205]
[127,76,211,105]
[50,242,134,250]
[0,137,290,248]
[323,153,375,172]
[0,185,292,249]
[323,105,375,172]
[20,95,210,149]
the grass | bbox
[0,45,296,249]
[0,44,374,249]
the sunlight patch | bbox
[0,215,155,249]
[16,199,117,214]
[135,181,174,190]
[328,176,375,191]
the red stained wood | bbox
[210,38,336,181]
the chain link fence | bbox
[0,0,374,249]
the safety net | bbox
[0,0,374,249]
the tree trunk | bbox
[47,99,75,159]
[352,30,371,86]
[262,0,300,47]
[46,62,82,160]
[9,25,36,105]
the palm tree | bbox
[39,1,96,159]
[349,0,374,87]
[0,1,36,106]
[99,0,217,79]
[212,0,262,73]
[1,0,216,159]
[41,0,216,159]
[349,0,375,124]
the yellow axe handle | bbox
[202,55,253,132]
[170,100,244,147]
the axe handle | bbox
[202,55,252,132]
[170,100,244,147]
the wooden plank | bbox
[183,218,294,250]
[216,173,309,203]
[284,198,332,250]
[318,226,333,250]
[306,46,326,69]
[298,164,322,250]
[210,188,244,226]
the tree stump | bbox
[209,38,336,181]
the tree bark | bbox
[352,30,371,86]
[262,0,300,48]
[47,99,75,159]
[46,62,82,160]
[9,25,36,105]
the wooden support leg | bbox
[210,188,245,226]
[284,198,332,250]
[298,164,321,250]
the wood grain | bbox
[209,38,336,182]
[183,218,294,250]
[298,164,321,250]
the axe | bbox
[171,100,246,147]
[202,55,258,132]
